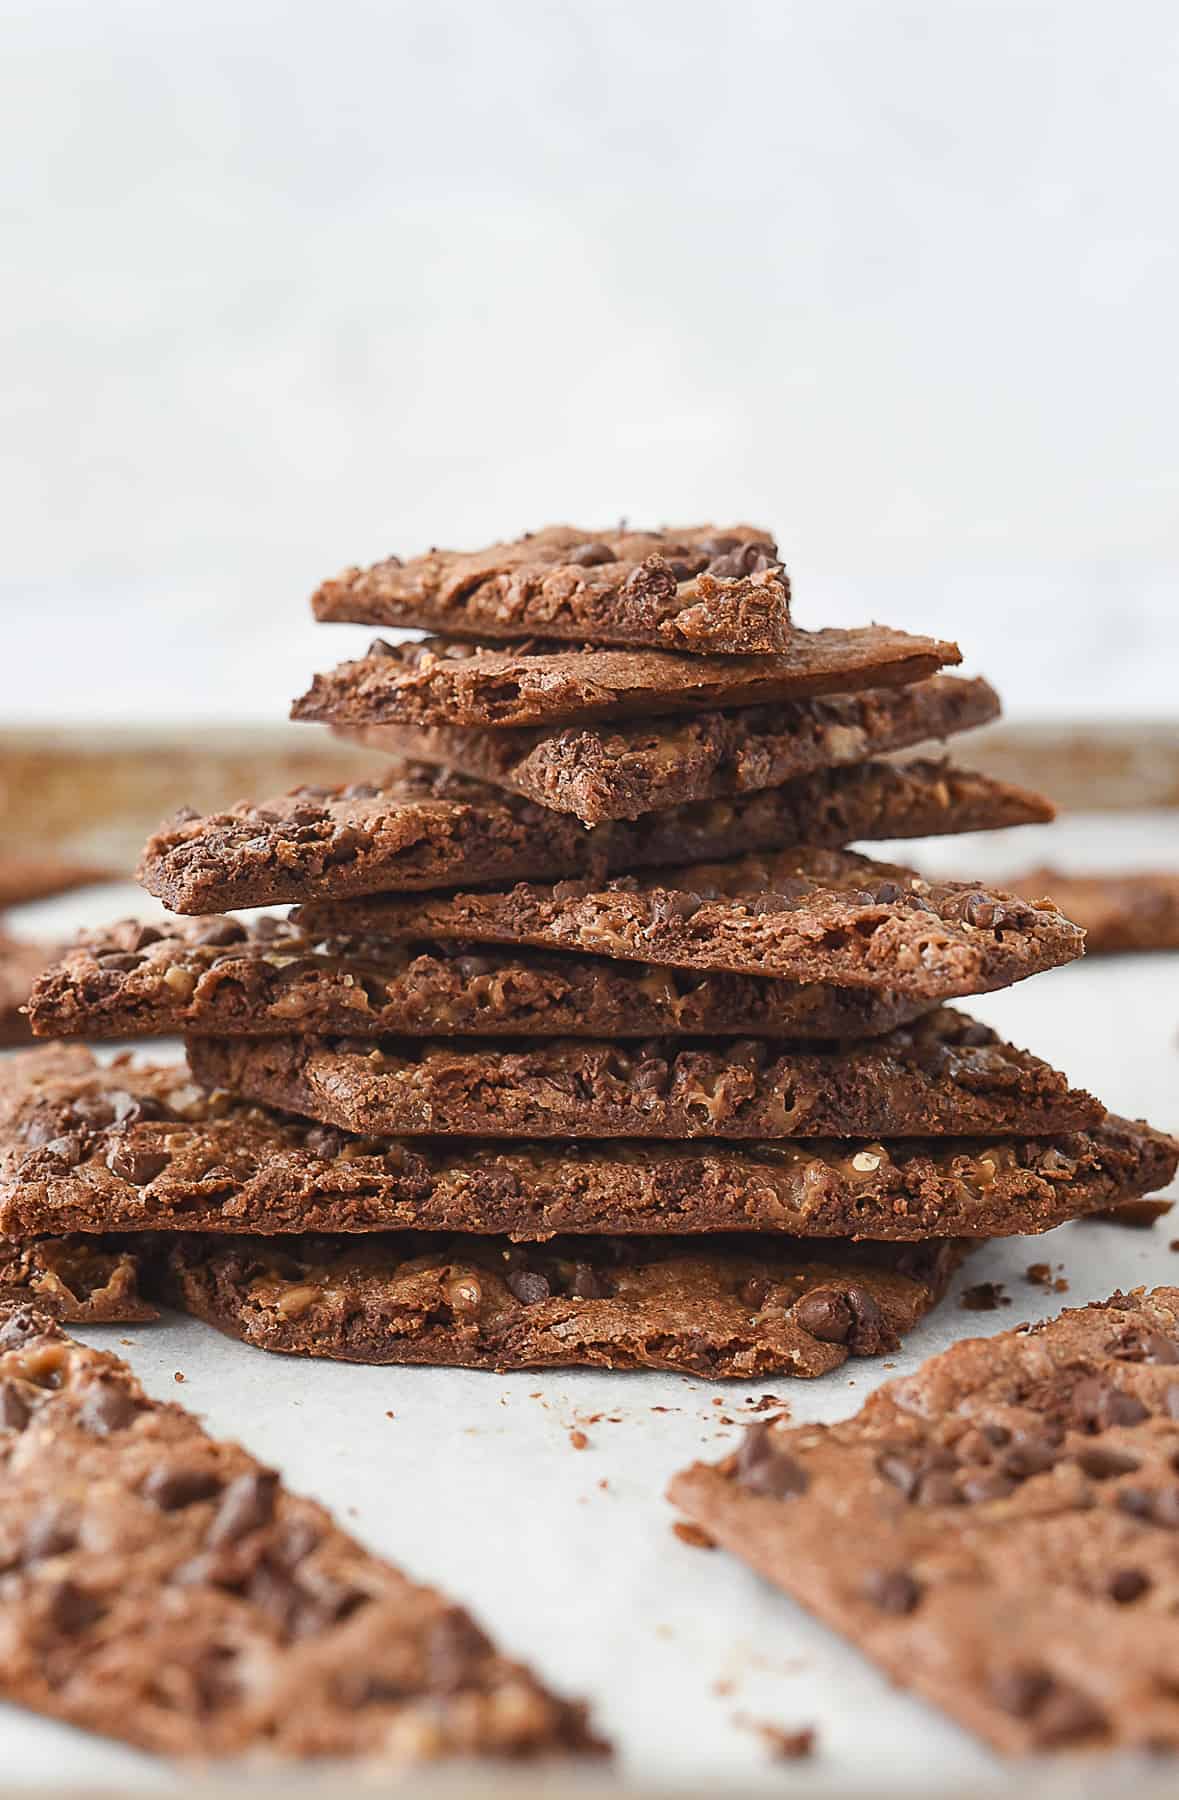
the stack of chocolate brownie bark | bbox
[14,523,1178,1372]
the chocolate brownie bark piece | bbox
[0,1234,156,1321]
[339,674,1001,824]
[670,1287,1179,1755]
[296,847,1086,999]
[137,755,1040,913]
[4,1051,1171,1241]
[312,522,792,654]
[29,917,932,1044]
[0,857,116,909]
[0,934,54,1046]
[291,626,962,731]
[0,1304,603,1760]
[152,1233,967,1376]
[186,1010,1102,1141]
[1004,868,1179,955]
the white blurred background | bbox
[3,0,1176,724]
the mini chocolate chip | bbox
[106,1143,169,1185]
[1033,1684,1107,1746]
[96,952,140,972]
[876,1450,923,1500]
[1110,1328,1179,1366]
[998,1438,1058,1480]
[207,1470,279,1546]
[341,782,380,800]
[39,1133,85,1168]
[707,544,780,578]
[1108,1568,1150,1603]
[142,1465,224,1511]
[980,1422,1012,1447]
[841,1284,891,1354]
[916,1470,961,1507]
[734,1422,809,1500]
[747,893,791,916]
[696,534,741,558]
[1116,1486,1155,1519]
[504,1269,551,1306]
[0,1380,31,1431]
[304,1125,347,1160]
[125,923,163,950]
[622,556,677,603]
[791,1286,854,1344]
[870,881,904,905]
[651,890,702,922]
[367,637,398,659]
[988,1666,1053,1717]
[962,893,997,928]
[737,1277,770,1311]
[1071,1375,1149,1432]
[78,1376,142,1435]
[1075,1446,1141,1480]
[862,1569,920,1614]
[564,541,616,567]
[192,918,249,947]
[958,1470,1016,1503]
[45,1578,104,1635]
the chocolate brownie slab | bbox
[0,934,53,1046]
[296,847,1085,999]
[670,1288,1179,1754]
[138,756,1040,914]
[186,1010,1102,1141]
[29,917,931,1044]
[1004,868,1179,955]
[0,1234,156,1322]
[152,1233,967,1377]
[5,1050,1172,1242]
[0,1304,602,1760]
[0,857,115,909]
[338,674,1001,824]
[291,626,961,731]
[312,522,792,654]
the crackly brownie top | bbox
[27,914,929,1044]
[157,1230,967,1379]
[312,522,792,655]
[5,1048,1172,1244]
[0,1299,602,1759]
[336,672,1002,825]
[672,1287,1179,1754]
[186,1009,1103,1141]
[291,625,962,731]
[295,846,1086,1000]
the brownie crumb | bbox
[1092,1198,1174,1229]
[747,1394,789,1414]
[569,1430,589,1451]
[736,1715,817,1761]
[961,1281,1010,1312]
[673,1521,717,1551]
[1025,1262,1053,1286]
[173,1371,185,1383]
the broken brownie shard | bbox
[29,918,933,1044]
[0,1302,603,1759]
[312,522,793,655]
[291,625,961,732]
[671,1286,1179,1755]
[294,846,1086,1000]
[5,1049,1173,1242]
[135,755,1043,914]
[1003,868,1179,955]
[336,673,1001,825]
[153,1232,967,1377]
[184,1009,1103,1141]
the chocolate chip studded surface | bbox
[290,626,961,732]
[0,1302,603,1760]
[296,846,1085,1000]
[136,756,1035,915]
[153,1232,967,1377]
[186,1009,1102,1141]
[338,674,1001,824]
[671,1287,1179,1755]
[8,1049,1170,1242]
[28,916,932,1044]
[311,523,793,654]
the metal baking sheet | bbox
[1,806,1178,1794]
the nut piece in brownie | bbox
[186,1010,1103,1141]
[29,916,934,1044]
[1003,868,1179,955]
[337,673,1001,824]
[5,1049,1173,1243]
[0,1233,156,1322]
[291,625,961,732]
[295,846,1085,1000]
[312,522,792,654]
[153,1232,967,1377]
[0,1302,603,1759]
[137,755,1045,914]
[671,1287,1179,1754]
